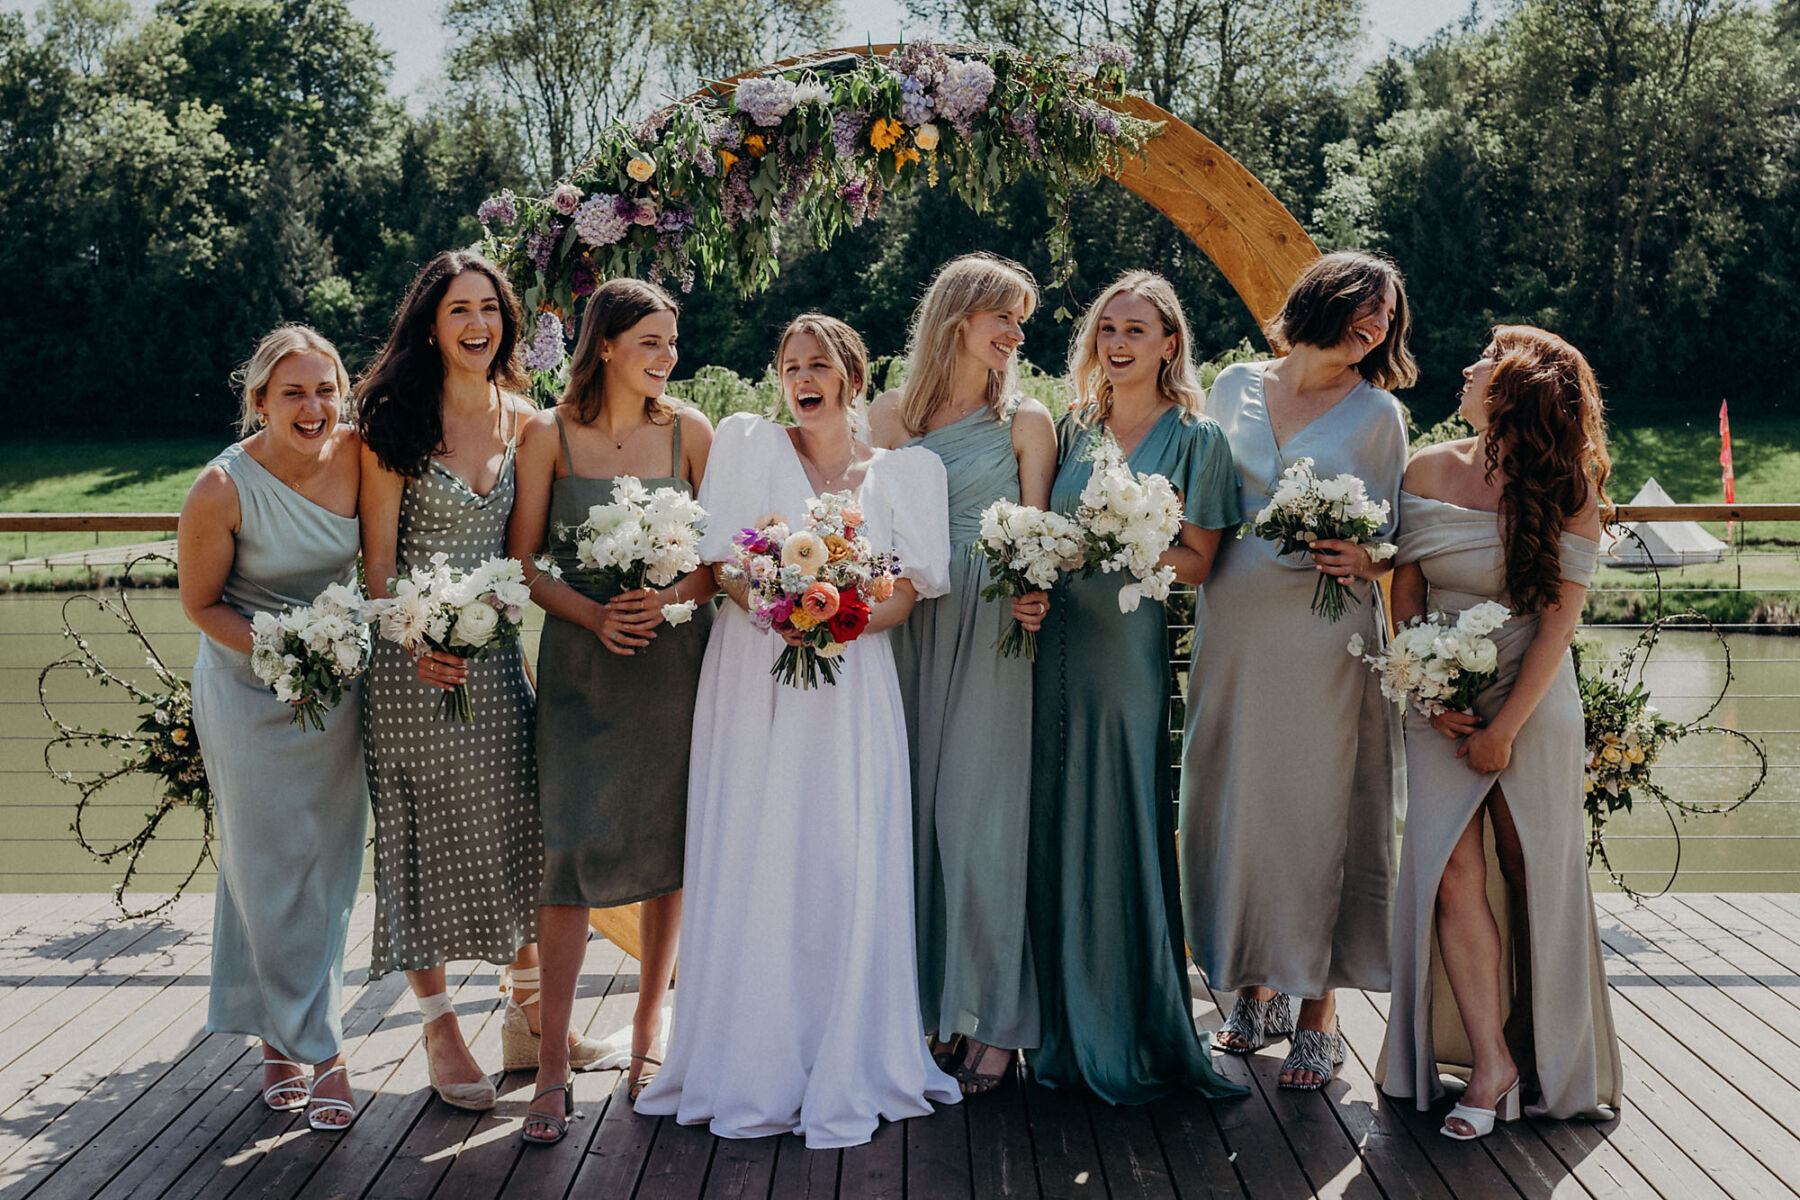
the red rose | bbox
[826,587,871,642]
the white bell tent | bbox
[1603,477,1729,568]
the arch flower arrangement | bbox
[478,41,1159,375]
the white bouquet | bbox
[973,500,1086,659]
[249,582,372,730]
[368,553,532,722]
[1074,432,1185,613]
[1349,601,1511,718]
[562,475,706,624]
[1248,457,1395,621]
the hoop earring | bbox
[256,413,268,427]
[428,334,437,346]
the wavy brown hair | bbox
[563,278,680,426]
[1481,325,1612,613]
[1265,251,1418,391]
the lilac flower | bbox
[736,77,798,127]
[899,75,935,126]
[722,166,757,226]
[1079,41,1135,71]
[1008,110,1043,161]
[527,224,559,272]
[831,109,867,158]
[655,207,695,233]
[570,261,597,298]
[1078,100,1123,139]
[708,117,742,149]
[477,190,518,227]
[777,143,823,222]
[550,183,582,215]
[574,194,630,246]
[629,112,668,145]
[936,60,995,136]
[839,178,869,226]
[523,311,565,371]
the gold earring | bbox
[428,334,437,346]
[256,413,268,426]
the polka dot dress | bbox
[364,437,542,979]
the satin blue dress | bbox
[190,442,369,1064]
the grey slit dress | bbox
[1376,492,1623,1119]
[365,411,542,978]
[535,413,711,907]
[1179,361,1407,998]
[891,405,1039,1051]
[190,442,369,1064]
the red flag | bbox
[1720,400,1736,539]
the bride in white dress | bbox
[634,313,959,1148]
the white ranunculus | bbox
[1456,638,1498,675]
[450,601,501,647]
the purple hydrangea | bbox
[831,109,867,158]
[898,75,934,126]
[735,77,798,127]
[570,261,597,298]
[936,60,995,135]
[522,311,565,371]
[574,194,630,246]
[477,190,518,227]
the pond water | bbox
[2,592,1794,896]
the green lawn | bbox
[0,437,217,568]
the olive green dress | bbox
[536,414,712,906]
[892,406,1038,1051]
[1027,409,1248,1105]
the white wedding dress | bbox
[634,413,960,1148]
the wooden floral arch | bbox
[584,45,1320,960]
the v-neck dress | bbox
[191,441,368,1064]
[1025,408,1248,1105]
[1376,493,1622,1119]
[364,418,542,978]
[534,413,712,907]
[891,404,1039,1052]
[1179,361,1407,998]
[634,413,960,1148]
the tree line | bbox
[3,0,1795,435]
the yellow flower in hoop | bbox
[869,118,903,151]
[627,155,656,182]
[914,122,941,151]
[719,149,739,174]
[781,531,829,576]
[744,133,768,157]
[894,144,920,169]
[823,534,852,562]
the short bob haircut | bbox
[563,278,681,426]
[233,325,350,436]
[1264,251,1418,391]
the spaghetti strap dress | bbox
[1377,492,1623,1119]
[535,413,712,906]
[364,405,542,978]
[891,405,1039,1051]
[191,441,368,1064]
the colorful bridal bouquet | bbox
[1249,457,1395,621]
[369,554,532,722]
[1577,665,1678,811]
[973,500,1085,659]
[719,491,901,689]
[1349,601,1511,718]
[248,582,372,730]
[563,475,707,625]
[1074,432,1185,613]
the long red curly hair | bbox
[1481,325,1612,613]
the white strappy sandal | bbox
[305,1064,357,1132]
[500,966,607,1072]
[1441,1077,1522,1140]
[259,1056,309,1112]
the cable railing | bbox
[3,506,1797,896]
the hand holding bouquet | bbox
[974,500,1084,658]
[249,582,372,730]
[369,553,532,722]
[719,491,900,689]
[1075,432,1185,613]
[1349,601,1510,718]
[563,475,707,626]
[1250,457,1395,621]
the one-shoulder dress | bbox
[891,405,1039,1052]
[1180,361,1407,998]
[1026,408,1248,1105]
[364,415,542,978]
[191,441,369,1064]
[1377,492,1623,1119]
[535,413,712,906]
[635,413,961,1148]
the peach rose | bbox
[869,573,896,603]
[800,580,841,621]
[823,533,852,562]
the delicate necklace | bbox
[1105,400,1164,450]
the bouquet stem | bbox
[1312,572,1362,622]
[994,617,1037,660]
[771,645,839,690]
[437,683,475,723]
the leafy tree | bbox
[659,0,842,93]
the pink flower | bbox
[800,580,841,621]
[632,199,659,226]
[551,183,582,214]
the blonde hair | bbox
[774,313,870,430]
[899,253,1039,436]
[234,325,350,436]
[1067,270,1206,424]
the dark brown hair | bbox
[563,278,680,425]
[1265,251,1418,391]
[1482,325,1612,613]
[354,250,527,477]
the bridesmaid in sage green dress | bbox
[180,326,366,1131]
[507,278,717,1144]
[873,253,1057,1094]
[1026,272,1247,1105]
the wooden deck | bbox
[3,894,1800,1200]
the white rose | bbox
[1456,639,1498,675]
[662,600,697,625]
[450,601,501,647]
[818,640,847,659]
[1346,633,1366,657]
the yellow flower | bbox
[781,531,829,576]
[823,534,852,562]
[1602,745,1623,763]
[627,155,656,182]
[869,118,903,151]
[744,133,767,157]
[171,727,188,744]
[790,609,820,631]
[719,149,739,174]
[894,145,920,169]
[914,122,940,151]
[1625,746,1644,763]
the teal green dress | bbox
[1026,408,1248,1104]
[535,415,712,906]
[892,406,1039,1051]
[190,442,369,1065]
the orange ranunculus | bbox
[869,118,903,151]
[800,580,841,621]
[823,533,852,562]
[744,133,768,157]
[719,150,739,174]
[869,573,896,603]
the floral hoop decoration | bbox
[38,555,213,919]
[480,40,1157,376]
